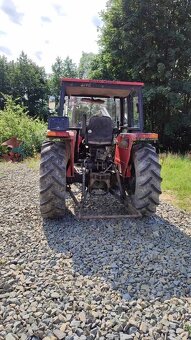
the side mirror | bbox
[48,96,55,111]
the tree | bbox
[78,52,95,79]
[62,56,78,78]
[13,52,49,119]
[91,0,191,151]
[49,56,77,105]
[49,57,64,106]
[0,56,14,109]
[0,52,49,120]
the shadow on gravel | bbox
[42,197,191,302]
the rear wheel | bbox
[40,141,69,219]
[128,143,162,216]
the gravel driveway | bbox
[0,163,191,340]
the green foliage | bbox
[62,56,78,78]
[90,0,191,151]
[49,56,78,106]
[78,52,95,79]
[0,56,12,98]
[184,323,191,336]
[89,54,112,80]
[0,96,46,157]
[161,153,191,212]
[0,52,49,120]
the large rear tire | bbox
[129,143,162,216]
[40,141,69,219]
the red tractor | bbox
[40,78,161,219]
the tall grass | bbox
[0,96,46,157]
[161,153,191,212]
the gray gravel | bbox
[0,162,191,340]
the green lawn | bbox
[161,154,191,212]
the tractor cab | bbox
[47,78,146,159]
[57,78,144,133]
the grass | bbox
[184,323,191,336]
[0,258,7,266]
[24,154,40,169]
[161,153,191,212]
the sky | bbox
[0,0,107,72]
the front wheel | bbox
[128,143,162,216]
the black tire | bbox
[129,143,162,216]
[40,141,69,219]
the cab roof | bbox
[61,78,144,98]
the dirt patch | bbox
[161,191,177,205]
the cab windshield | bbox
[65,97,115,127]
[64,93,142,129]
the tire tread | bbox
[39,141,69,219]
[129,143,162,216]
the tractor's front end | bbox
[40,78,161,219]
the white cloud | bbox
[41,16,52,23]
[0,46,12,55]
[0,0,107,72]
[35,51,43,61]
[1,0,23,25]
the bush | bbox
[0,96,46,157]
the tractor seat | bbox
[86,115,113,146]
